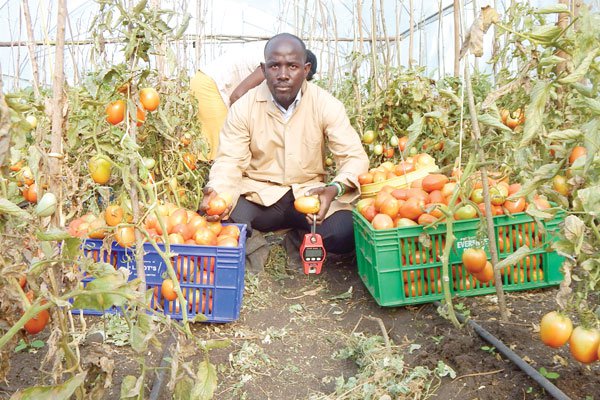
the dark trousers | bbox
[229,190,356,254]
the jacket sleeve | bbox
[206,99,252,207]
[321,94,370,203]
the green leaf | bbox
[535,4,570,14]
[130,313,159,354]
[539,55,566,67]
[546,129,582,141]
[478,114,513,133]
[520,81,551,147]
[558,50,598,84]
[14,340,27,353]
[174,378,194,400]
[173,13,191,40]
[30,340,45,349]
[132,0,148,14]
[529,25,563,44]
[62,237,83,261]
[190,360,217,400]
[406,113,424,150]
[36,229,73,242]
[120,375,142,400]
[203,339,231,351]
[494,246,531,272]
[0,198,29,218]
[9,372,86,400]
[71,270,137,311]
[191,313,208,323]
[576,186,600,217]
[512,163,560,198]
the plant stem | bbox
[464,61,509,322]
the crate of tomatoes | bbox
[70,202,246,322]
[353,171,565,307]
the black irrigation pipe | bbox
[433,301,571,400]
[148,334,176,400]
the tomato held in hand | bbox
[294,196,320,214]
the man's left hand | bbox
[303,185,338,225]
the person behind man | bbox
[190,44,318,160]
[199,33,368,269]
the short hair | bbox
[264,33,307,62]
[306,50,317,81]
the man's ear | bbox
[260,62,266,77]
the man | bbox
[200,33,368,269]
[190,44,318,161]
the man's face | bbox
[261,38,310,110]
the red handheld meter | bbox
[299,215,326,274]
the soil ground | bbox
[2,241,599,400]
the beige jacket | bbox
[207,81,369,217]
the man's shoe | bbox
[283,230,303,269]
[244,231,269,274]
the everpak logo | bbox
[456,236,489,250]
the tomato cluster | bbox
[105,87,160,126]
[540,311,600,364]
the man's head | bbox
[306,50,317,81]
[261,33,311,109]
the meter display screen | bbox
[303,248,324,258]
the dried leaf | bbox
[9,372,86,400]
[563,215,585,242]
[460,6,500,58]
[120,375,142,399]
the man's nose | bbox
[277,67,290,80]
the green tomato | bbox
[373,144,383,155]
[389,135,399,147]
[362,130,376,144]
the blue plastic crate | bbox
[76,224,247,322]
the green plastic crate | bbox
[353,209,565,307]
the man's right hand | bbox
[198,187,232,222]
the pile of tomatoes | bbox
[540,311,600,364]
[357,153,437,186]
[356,169,552,231]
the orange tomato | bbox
[105,100,126,125]
[371,213,394,230]
[139,88,160,111]
[161,279,178,301]
[219,224,241,239]
[194,227,217,245]
[504,197,526,214]
[24,308,50,335]
[569,326,600,364]
[462,248,487,273]
[293,195,319,215]
[421,174,449,193]
[183,153,197,170]
[135,107,146,127]
[115,226,135,248]
[398,197,424,221]
[358,172,374,185]
[104,205,124,226]
[569,146,587,164]
[540,311,573,348]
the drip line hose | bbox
[148,334,176,400]
[433,301,571,400]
